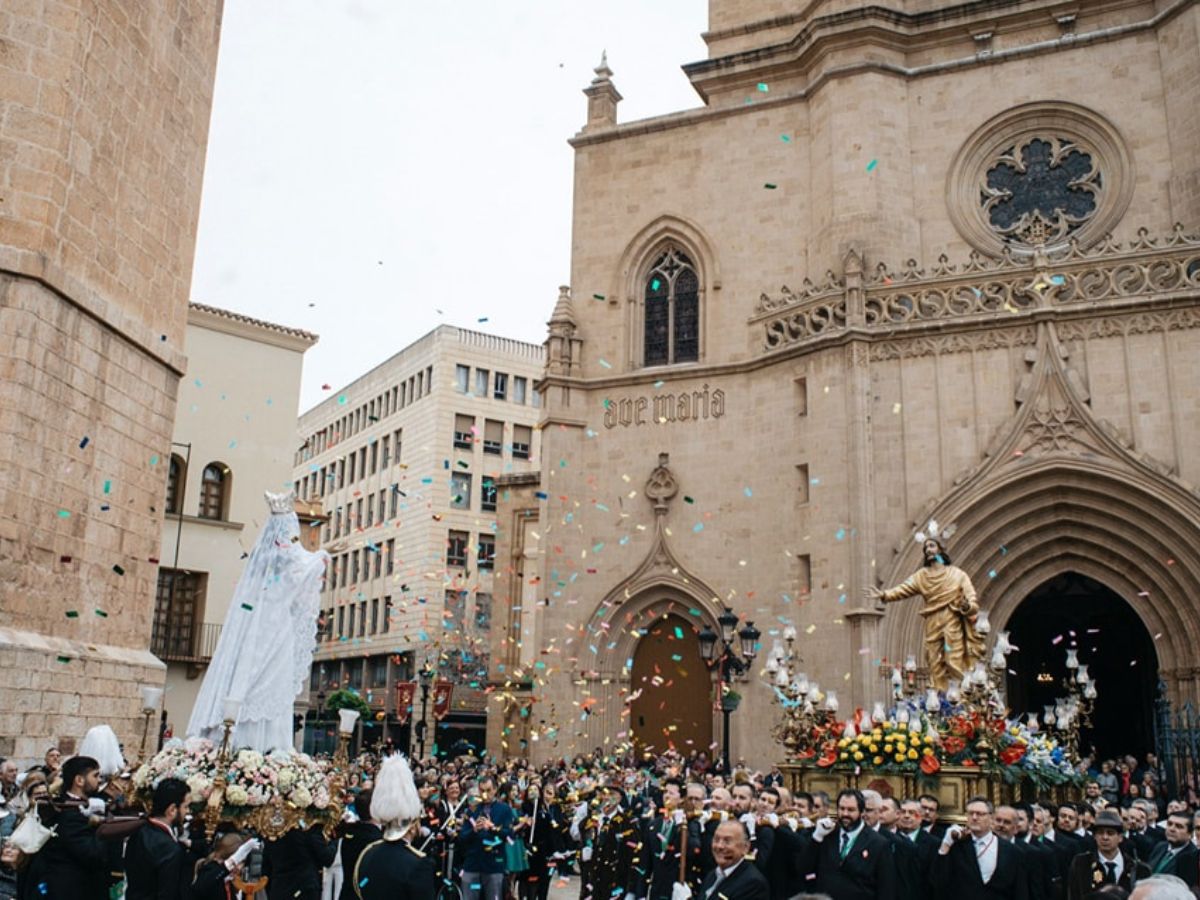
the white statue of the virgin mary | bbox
[187,490,329,753]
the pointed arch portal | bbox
[1004,572,1158,760]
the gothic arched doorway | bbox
[1005,572,1157,761]
[630,613,714,755]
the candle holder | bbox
[138,685,163,763]
[764,630,840,759]
[204,699,241,839]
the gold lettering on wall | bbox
[603,384,726,429]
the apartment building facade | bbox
[294,325,543,755]
[155,304,317,743]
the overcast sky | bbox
[190,1,708,412]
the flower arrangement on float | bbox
[767,622,1087,791]
[134,739,345,840]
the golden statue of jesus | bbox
[867,537,985,692]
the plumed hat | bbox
[78,725,126,778]
[371,754,422,829]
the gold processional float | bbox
[771,521,1087,819]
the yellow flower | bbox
[922,747,934,756]
[898,722,908,731]
[924,735,934,744]
[853,751,864,762]
[907,749,918,760]
[868,743,878,753]
[838,737,850,748]
[840,752,848,760]
[883,745,893,755]
[894,753,906,764]
[873,756,884,766]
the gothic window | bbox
[982,137,1100,246]
[643,248,700,366]
[947,103,1131,257]
[198,463,230,520]
[166,454,186,514]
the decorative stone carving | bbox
[757,225,1199,356]
[868,327,1037,361]
[645,452,678,516]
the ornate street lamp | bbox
[416,662,435,760]
[699,607,759,773]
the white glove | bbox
[226,837,262,869]
[671,883,692,900]
[699,811,712,826]
[799,816,813,829]
[940,824,963,852]
[813,817,835,842]
[624,893,635,900]
[766,813,780,829]
[672,809,686,826]
[581,846,594,862]
[84,797,106,816]
[739,813,757,836]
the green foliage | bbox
[325,688,370,719]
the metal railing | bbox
[1154,680,1200,804]
[151,622,221,663]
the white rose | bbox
[226,786,249,805]
[291,787,313,808]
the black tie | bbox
[1103,861,1116,884]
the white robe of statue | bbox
[187,491,328,753]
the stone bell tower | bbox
[0,2,224,764]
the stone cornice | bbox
[569,0,1193,148]
[0,246,188,376]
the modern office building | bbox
[294,325,543,755]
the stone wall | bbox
[0,0,222,766]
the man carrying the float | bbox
[867,520,985,692]
[354,754,437,900]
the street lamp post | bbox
[698,607,760,774]
[415,662,435,760]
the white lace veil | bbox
[186,491,328,753]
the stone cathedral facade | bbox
[488,0,1200,767]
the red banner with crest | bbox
[394,682,417,724]
[433,681,454,721]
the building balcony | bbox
[151,622,222,665]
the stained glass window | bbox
[983,137,1100,246]
[643,248,700,366]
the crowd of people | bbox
[2,742,1200,900]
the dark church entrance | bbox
[1005,573,1157,762]
[630,613,714,756]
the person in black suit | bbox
[897,799,939,877]
[878,799,923,900]
[919,794,947,839]
[1066,808,1148,899]
[993,804,1048,900]
[686,820,768,900]
[124,777,190,900]
[933,796,1028,900]
[339,790,383,900]
[797,788,897,900]
[25,755,111,900]
[1030,804,1076,900]
[355,753,436,900]
[645,781,705,900]
[1144,811,1199,888]
[263,821,338,900]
